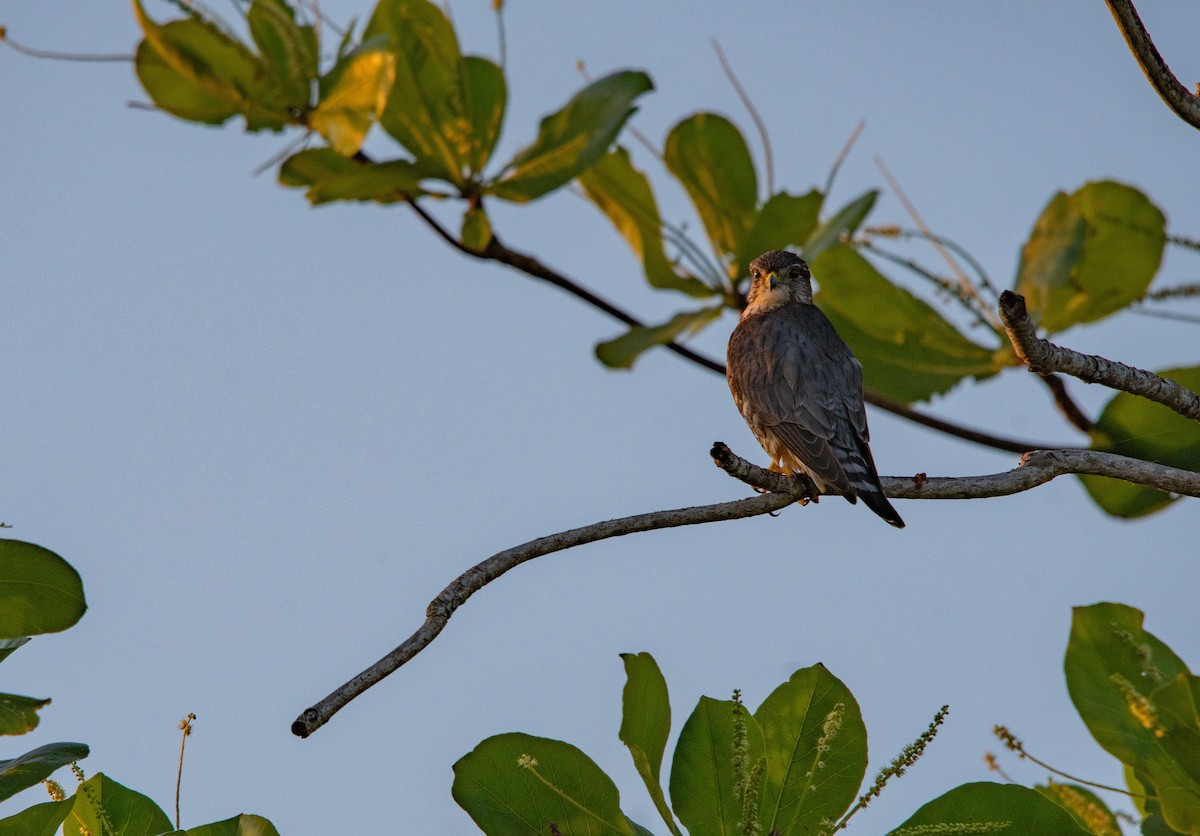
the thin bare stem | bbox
[713,39,774,194]
[864,225,998,295]
[1000,291,1200,421]
[0,31,132,62]
[823,120,866,200]
[994,726,1149,799]
[1144,282,1200,301]
[1130,306,1200,325]
[292,443,1200,737]
[856,240,997,333]
[1038,374,1094,433]
[175,713,196,830]
[1105,0,1200,131]
[875,156,1003,331]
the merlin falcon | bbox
[726,250,904,528]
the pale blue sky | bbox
[3,2,1199,833]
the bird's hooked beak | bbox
[766,272,780,291]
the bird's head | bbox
[743,250,813,314]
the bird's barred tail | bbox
[841,446,905,529]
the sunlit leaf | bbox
[1080,366,1200,518]
[279,149,431,205]
[595,306,723,369]
[0,540,86,638]
[1015,180,1166,333]
[0,694,50,737]
[670,696,765,836]
[663,112,757,263]
[452,733,633,835]
[0,742,87,803]
[889,782,1090,834]
[489,71,654,202]
[132,0,292,130]
[310,37,395,155]
[247,0,317,110]
[1037,782,1122,836]
[366,0,465,182]
[459,56,506,176]
[803,190,877,264]
[755,664,866,835]
[618,653,678,836]
[1064,603,1200,833]
[736,190,825,279]
[184,813,281,835]
[578,147,713,297]
[65,773,172,836]
[0,797,73,836]
[812,246,1000,403]
[460,206,492,250]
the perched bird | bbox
[726,250,904,528]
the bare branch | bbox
[293,441,1199,738]
[1105,0,1200,131]
[1000,291,1200,421]
[291,488,795,738]
[1038,374,1094,433]
[712,442,1200,500]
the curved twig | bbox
[1105,0,1200,131]
[1000,291,1200,421]
[292,441,1199,738]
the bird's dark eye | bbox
[789,266,800,279]
[751,267,760,279]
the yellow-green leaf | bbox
[736,190,825,280]
[310,38,396,156]
[663,112,757,262]
[1080,366,1200,518]
[247,0,317,110]
[461,206,492,250]
[489,71,653,203]
[813,246,1000,403]
[578,147,713,298]
[595,306,722,369]
[1015,180,1166,333]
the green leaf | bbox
[1064,603,1200,834]
[459,56,507,176]
[461,206,492,251]
[279,150,431,205]
[812,246,1000,403]
[0,798,73,836]
[366,0,466,182]
[0,638,31,666]
[663,113,757,263]
[0,540,86,638]
[311,37,396,156]
[1037,782,1122,835]
[595,306,723,370]
[453,732,633,835]
[247,0,317,110]
[736,190,825,279]
[184,813,281,835]
[670,696,765,836]
[619,653,679,836]
[63,773,172,836]
[132,0,292,131]
[0,694,50,736]
[803,191,877,264]
[754,664,866,835]
[0,742,88,803]
[1080,366,1200,518]
[489,71,654,203]
[1015,180,1166,333]
[578,147,713,298]
[889,782,1090,834]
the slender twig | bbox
[0,30,132,62]
[1144,282,1200,301]
[292,442,1200,737]
[823,120,866,202]
[1167,234,1200,252]
[713,39,774,195]
[994,726,1149,800]
[863,225,998,296]
[1000,291,1200,421]
[875,157,1002,332]
[1130,306,1200,325]
[175,713,196,830]
[1105,0,1200,131]
[1038,374,1094,434]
